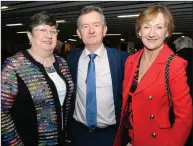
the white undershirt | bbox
[47,71,66,106]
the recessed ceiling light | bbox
[6,23,23,26]
[172,32,183,35]
[120,39,125,41]
[106,34,121,36]
[117,14,139,18]
[68,39,77,42]
[1,6,9,10]
[56,20,65,23]
[72,34,121,37]
[17,31,27,33]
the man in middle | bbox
[67,5,129,146]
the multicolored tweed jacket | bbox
[1,50,74,146]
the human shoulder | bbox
[3,51,24,64]
[68,48,83,55]
[66,48,83,60]
[106,47,129,56]
[170,55,187,69]
[167,55,188,82]
[2,51,24,71]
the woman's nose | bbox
[148,28,155,37]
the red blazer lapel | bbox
[123,50,143,100]
[134,44,174,95]
[134,59,162,95]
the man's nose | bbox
[89,26,95,33]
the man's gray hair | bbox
[77,5,106,28]
[174,36,193,52]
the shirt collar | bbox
[83,44,106,59]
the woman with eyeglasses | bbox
[1,11,74,146]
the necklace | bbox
[28,48,55,67]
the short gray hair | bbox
[174,36,193,51]
[77,5,106,28]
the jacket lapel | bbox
[106,47,118,102]
[74,49,83,95]
[134,44,173,95]
[124,50,143,98]
[134,61,161,95]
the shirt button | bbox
[150,114,155,119]
[152,133,156,138]
[148,95,153,100]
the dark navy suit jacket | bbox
[66,47,129,124]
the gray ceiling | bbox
[1,1,193,43]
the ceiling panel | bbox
[1,1,193,42]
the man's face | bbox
[77,11,107,50]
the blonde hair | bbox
[136,4,174,38]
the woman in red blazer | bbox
[114,4,192,146]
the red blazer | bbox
[114,44,192,146]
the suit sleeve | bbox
[121,51,129,70]
[121,51,129,93]
[66,51,71,69]
[122,55,132,98]
[1,58,24,145]
[168,57,192,146]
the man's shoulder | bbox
[106,47,129,56]
[67,48,83,57]
[106,47,119,53]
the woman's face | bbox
[138,13,169,51]
[28,24,58,51]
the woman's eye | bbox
[144,26,149,29]
[157,26,163,29]
[40,29,47,32]
[50,30,57,34]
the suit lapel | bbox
[134,61,161,95]
[74,49,83,95]
[106,48,118,102]
[134,44,172,95]
[124,50,143,98]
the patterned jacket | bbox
[1,50,74,146]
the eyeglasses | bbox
[34,28,59,36]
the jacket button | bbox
[150,114,155,119]
[152,133,156,138]
[148,95,152,100]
